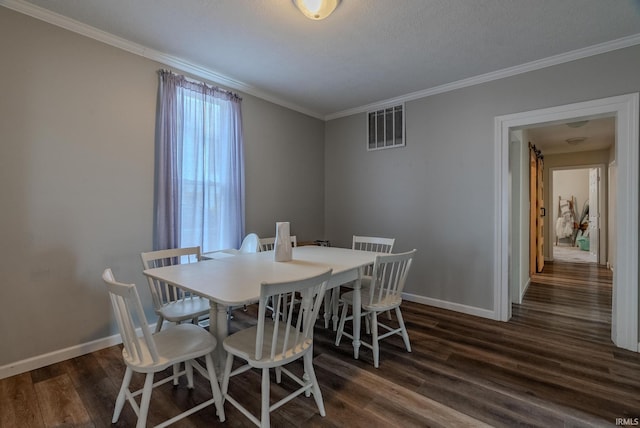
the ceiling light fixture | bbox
[293,0,341,20]
[567,120,589,128]
[566,137,587,145]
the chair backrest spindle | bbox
[254,269,331,362]
[352,235,395,253]
[368,250,416,307]
[102,268,159,365]
[140,246,201,310]
[352,236,395,276]
[259,236,298,252]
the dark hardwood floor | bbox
[2,261,639,427]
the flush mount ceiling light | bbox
[567,120,589,128]
[566,137,587,145]
[293,0,341,20]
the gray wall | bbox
[0,7,324,367]
[243,96,325,241]
[324,44,640,312]
[3,4,640,370]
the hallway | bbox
[518,260,612,344]
[552,244,597,264]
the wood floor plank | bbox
[0,372,45,428]
[61,355,125,428]
[33,374,92,427]
[315,353,491,427]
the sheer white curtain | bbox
[154,70,245,252]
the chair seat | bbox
[341,289,401,312]
[158,296,210,322]
[341,275,372,290]
[123,323,217,372]
[223,321,312,368]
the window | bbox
[367,104,405,151]
[154,70,245,253]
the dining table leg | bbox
[323,293,332,329]
[209,301,229,380]
[351,270,362,360]
[331,288,340,331]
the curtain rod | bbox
[158,69,242,101]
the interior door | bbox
[589,168,599,262]
[529,148,537,276]
[529,143,544,275]
[536,156,544,272]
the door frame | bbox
[548,164,606,265]
[587,166,602,263]
[494,93,639,351]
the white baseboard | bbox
[402,292,496,320]
[0,323,157,380]
[2,294,504,380]
[1,295,495,380]
[521,278,531,302]
[0,334,122,380]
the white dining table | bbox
[143,245,379,373]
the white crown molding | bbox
[325,33,640,121]
[3,0,640,122]
[0,0,325,120]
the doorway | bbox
[495,93,639,352]
[551,166,603,264]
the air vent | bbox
[367,104,405,151]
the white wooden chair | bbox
[140,246,210,333]
[258,235,297,252]
[260,235,298,320]
[221,269,332,428]
[325,236,395,330]
[102,268,225,428]
[335,249,416,368]
[352,235,396,254]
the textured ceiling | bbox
[4,0,640,119]
[526,117,615,155]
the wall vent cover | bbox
[367,104,405,151]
